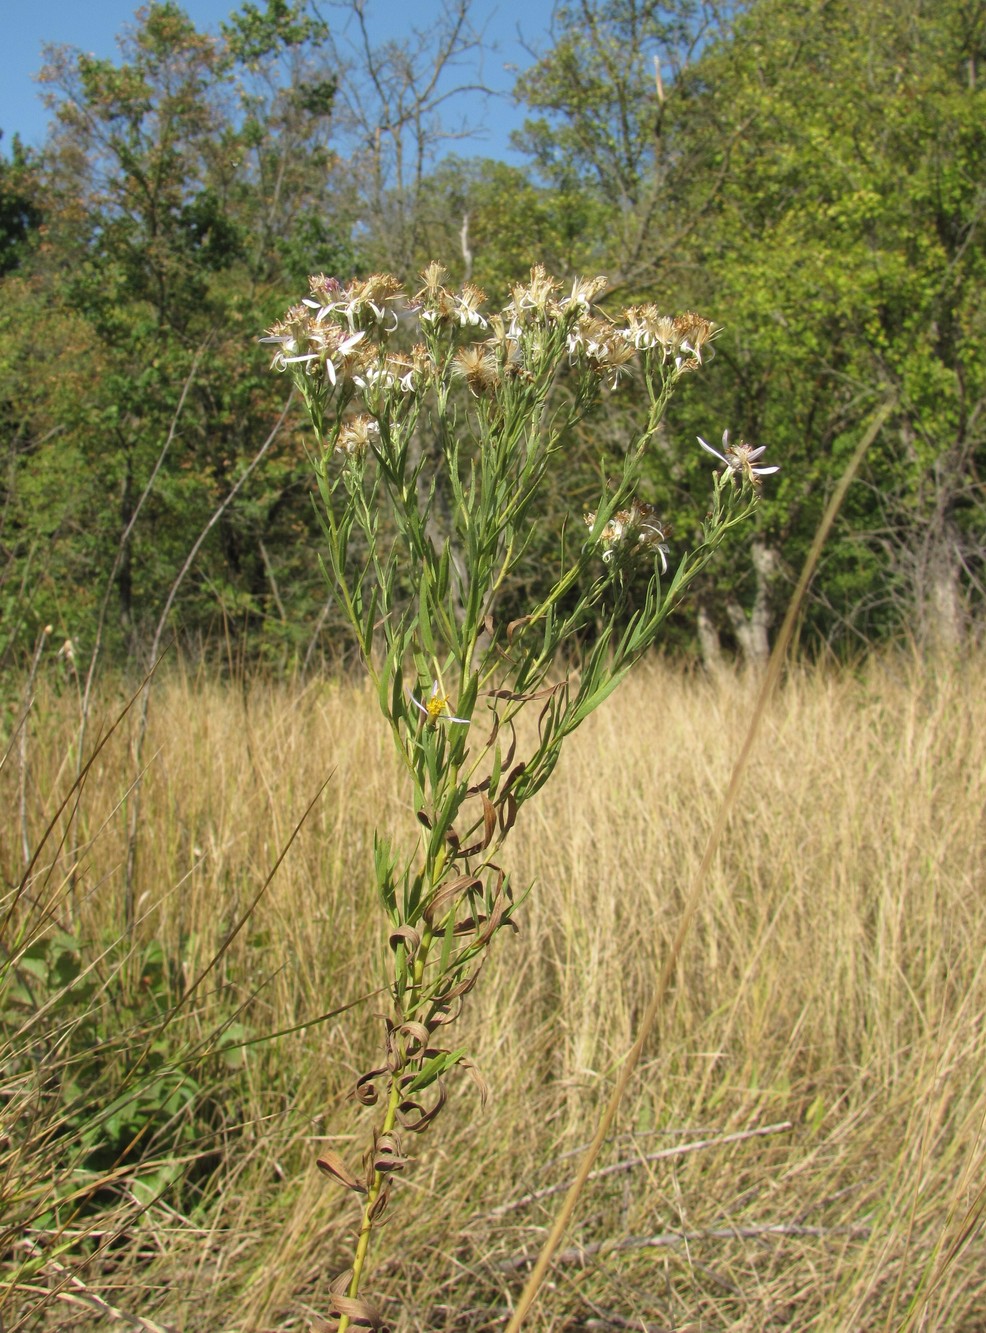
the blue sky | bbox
[1,0,556,162]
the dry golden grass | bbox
[3,650,986,1331]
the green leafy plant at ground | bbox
[264,262,777,1327]
[0,915,249,1305]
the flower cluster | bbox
[263,267,729,417]
[566,316,638,387]
[503,267,608,327]
[415,262,488,328]
[618,307,718,370]
[308,271,405,334]
[585,498,672,572]
[261,302,372,386]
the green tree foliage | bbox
[513,0,738,286]
[3,0,983,671]
[396,156,612,301]
[1,1,355,671]
[0,135,44,277]
[658,0,986,649]
[508,0,986,654]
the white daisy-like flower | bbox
[407,681,469,725]
[318,329,367,386]
[698,430,779,486]
[452,284,488,328]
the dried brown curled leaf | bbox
[395,1020,429,1051]
[388,924,421,957]
[373,1131,407,1174]
[506,614,533,643]
[355,1065,388,1105]
[424,873,482,926]
[316,1151,367,1194]
[457,1054,491,1108]
[498,792,518,836]
[397,1079,447,1131]
[452,792,498,858]
[427,998,462,1027]
[326,1270,391,1330]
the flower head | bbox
[305,272,404,334]
[698,430,779,487]
[673,312,719,368]
[560,275,608,315]
[408,681,469,726]
[452,344,501,395]
[260,302,316,368]
[413,264,488,329]
[508,264,563,322]
[335,415,379,458]
[585,498,671,572]
[453,283,488,328]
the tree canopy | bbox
[1,0,983,678]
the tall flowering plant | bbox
[263,264,776,1329]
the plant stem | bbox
[337,1075,403,1333]
[337,914,439,1333]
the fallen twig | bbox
[483,1121,795,1220]
[497,1218,873,1272]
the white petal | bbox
[697,436,728,465]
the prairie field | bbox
[2,650,986,1331]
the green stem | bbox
[336,921,439,1333]
[337,1074,403,1333]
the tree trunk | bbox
[725,541,781,667]
[696,603,724,670]
[923,521,965,650]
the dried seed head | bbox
[417,261,449,301]
[673,312,719,368]
[336,414,379,457]
[453,345,501,394]
[507,263,565,324]
[591,336,637,387]
[561,274,608,312]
